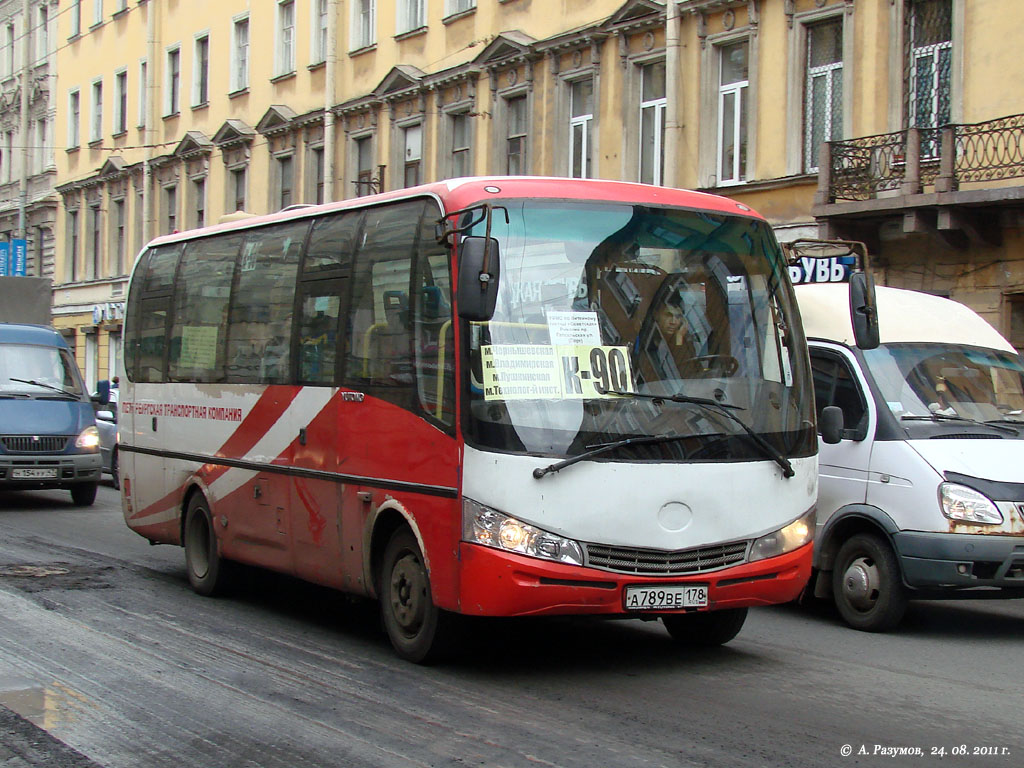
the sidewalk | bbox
[1,705,104,768]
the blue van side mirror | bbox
[93,379,111,406]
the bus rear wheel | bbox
[184,494,229,596]
[661,607,748,646]
[380,527,459,664]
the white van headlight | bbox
[939,483,1003,525]
[462,498,584,566]
[748,508,816,562]
[75,425,100,450]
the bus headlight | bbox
[75,425,101,451]
[462,498,585,566]
[748,508,816,562]
[939,483,1003,525]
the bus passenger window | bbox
[298,292,341,385]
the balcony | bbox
[812,113,1024,249]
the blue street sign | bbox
[11,239,26,276]
[0,241,9,277]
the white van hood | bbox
[908,439,1024,483]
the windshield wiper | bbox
[608,390,794,478]
[533,433,694,479]
[533,390,795,480]
[901,413,1018,435]
[8,377,77,398]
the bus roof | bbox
[143,176,765,250]
[795,283,1016,353]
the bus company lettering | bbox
[122,401,244,422]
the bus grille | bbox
[585,540,748,576]
[0,435,71,454]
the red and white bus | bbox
[120,177,819,662]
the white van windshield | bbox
[864,343,1024,423]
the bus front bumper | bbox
[456,541,812,617]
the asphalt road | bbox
[0,483,1022,768]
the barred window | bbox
[804,18,844,173]
[905,0,952,158]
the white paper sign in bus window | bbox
[482,344,633,401]
[546,310,602,346]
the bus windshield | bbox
[863,343,1024,424]
[464,200,814,461]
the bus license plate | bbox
[12,468,58,479]
[624,584,708,611]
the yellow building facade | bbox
[52,0,1024,379]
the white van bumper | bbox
[894,531,1024,592]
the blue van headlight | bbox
[75,426,101,451]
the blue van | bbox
[0,324,107,506]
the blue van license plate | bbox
[12,468,58,479]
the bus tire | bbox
[661,607,748,646]
[380,527,459,664]
[832,533,907,632]
[110,449,120,491]
[184,494,230,597]
[70,482,97,506]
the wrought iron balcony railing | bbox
[816,112,1024,204]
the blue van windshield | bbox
[0,344,84,397]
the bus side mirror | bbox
[820,405,845,444]
[849,272,879,350]
[93,379,111,406]
[457,236,501,322]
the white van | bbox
[796,283,1024,630]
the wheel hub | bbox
[841,556,880,611]
[390,554,426,633]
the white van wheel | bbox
[832,533,907,631]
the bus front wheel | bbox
[661,607,748,646]
[184,494,229,596]
[380,527,458,664]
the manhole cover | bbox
[0,565,71,578]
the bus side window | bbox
[344,201,422,407]
[226,221,307,384]
[810,351,868,440]
[127,244,182,383]
[413,223,454,427]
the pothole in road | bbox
[0,565,71,578]
[0,563,115,591]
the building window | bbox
[313,0,329,63]
[310,147,325,204]
[67,209,79,281]
[804,18,843,173]
[89,204,102,279]
[569,79,594,179]
[164,185,177,234]
[352,0,376,50]
[35,118,47,174]
[137,60,147,126]
[37,6,49,56]
[70,1,81,37]
[230,167,247,211]
[68,90,81,147]
[1,131,11,183]
[90,79,103,143]
[277,155,294,209]
[398,0,425,34]
[4,22,14,79]
[639,61,666,186]
[114,70,128,134]
[403,124,422,188]
[193,35,210,106]
[111,199,126,275]
[277,0,296,75]
[92,0,103,27]
[445,0,475,17]
[451,112,470,177]
[356,136,374,195]
[191,178,206,228]
[506,95,527,175]
[232,17,249,92]
[166,47,180,115]
[906,0,952,158]
[718,40,748,185]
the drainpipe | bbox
[323,0,338,202]
[17,0,30,246]
[664,1,680,188]
[143,0,157,240]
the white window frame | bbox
[351,0,376,51]
[113,68,128,135]
[398,0,426,34]
[568,78,594,179]
[92,0,103,27]
[445,0,475,18]
[275,153,294,210]
[638,61,666,186]
[68,88,81,147]
[70,0,81,38]
[312,0,328,63]
[276,0,296,76]
[90,77,103,143]
[193,32,210,106]
[231,16,249,92]
[803,18,844,174]
[165,45,181,116]
[37,5,49,57]
[448,109,471,178]
[137,59,147,127]
[402,123,423,188]
[717,41,749,186]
